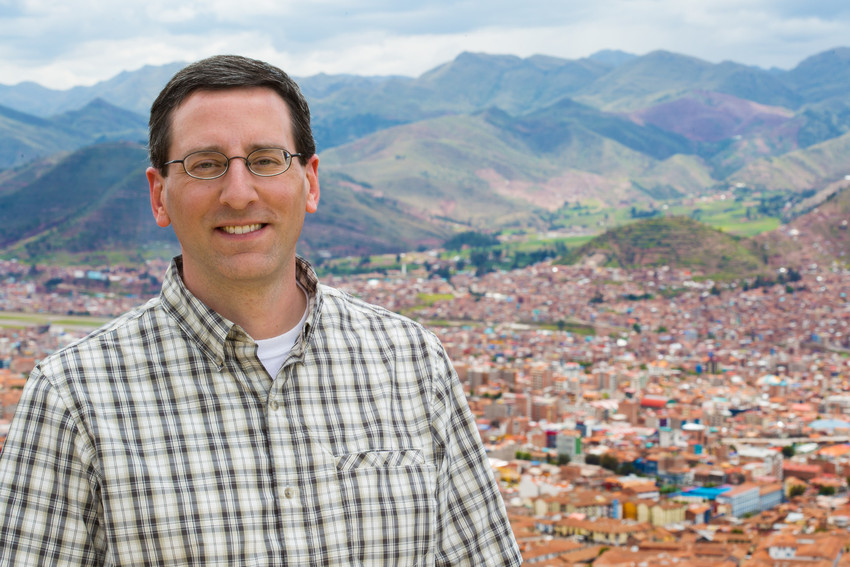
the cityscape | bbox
[0,227,848,565]
[4,4,850,562]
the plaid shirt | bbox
[0,257,521,566]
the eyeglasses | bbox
[164,148,304,180]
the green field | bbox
[0,311,111,330]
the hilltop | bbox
[560,216,768,278]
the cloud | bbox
[1,0,850,88]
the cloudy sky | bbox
[2,0,850,90]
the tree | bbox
[469,250,490,268]
[600,454,619,472]
[617,462,636,476]
[443,231,499,251]
[781,445,795,458]
[788,484,806,498]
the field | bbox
[0,311,111,330]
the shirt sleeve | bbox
[427,338,522,566]
[0,368,105,566]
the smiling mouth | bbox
[221,223,264,235]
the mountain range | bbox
[2,47,850,262]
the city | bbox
[0,239,848,565]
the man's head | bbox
[146,57,320,314]
[149,55,315,174]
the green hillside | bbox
[0,142,450,262]
[0,143,172,259]
[321,114,551,227]
[784,47,850,104]
[321,104,718,223]
[52,98,147,144]
[0,104,84,169]
[0,99,147,169]
[561,216,767,277]
[732,130,850,190]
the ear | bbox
[147,167,172,227]
[304,154,320,214]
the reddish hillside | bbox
[629,90,796,142]
[757,184,850,267]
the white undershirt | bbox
[254,285,308,378]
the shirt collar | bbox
[160,255,323,367]
[293,255,322,355]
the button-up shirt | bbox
[0,257,521,566]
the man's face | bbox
[147,87,319,296]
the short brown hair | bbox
[148,55,315,174]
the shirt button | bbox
[269,399,280,411]
[284,486,295,499]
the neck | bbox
[181,258,307,340]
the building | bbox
[716,483,760,518]
[556,430,583,463]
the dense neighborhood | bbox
[0,239,849,565]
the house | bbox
[748,531,849,564]
[716,483,760,518]
[533,489,621,519]
[622,499,688,527]
[553,517,652,545]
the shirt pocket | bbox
[335,449,436,566]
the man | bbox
[0,55,522,565]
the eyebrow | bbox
[178,144,293,156]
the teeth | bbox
[222,224,263,235]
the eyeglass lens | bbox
[182,149,292,179]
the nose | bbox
[218,158,258,209]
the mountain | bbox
[795,99,850,148]
[782,47,850,104]
[53,98,148,143]
[511,97,695,160]
[3,47,850,262]
[0,99,146,169]
[587,49,638,68]
[319,101,716,221]
[731,130,850,191]
[0,63,184,117]
[0,104,82,169]
[574,50,801,112]
[307,51,613,149]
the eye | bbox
[194,160,220,170]
[185,152,227,176]
[248,149,289,174]
[250,150,285,166]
